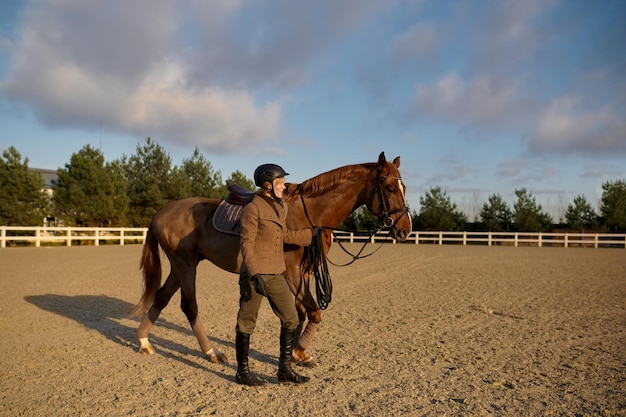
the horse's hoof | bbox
[206,348,228,364]
[210,353,228,364]
[139,345,155,355]
[301,358,318,368]
[292,348,318,368]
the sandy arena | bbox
[1,243,624,416]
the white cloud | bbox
[465,0,559,75]
[126,60,282,150]
[392,22,440,63]
[0,0,395,153]
[415,73,524,128]
[496,159,527,178]
[530,95,626,155]
[0,0,282,152]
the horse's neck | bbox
[305,179,370,227]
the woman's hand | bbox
[252,274,268,297]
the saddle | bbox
[212,184,255,235]
[226,183,255,205]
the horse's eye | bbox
[386,185,395,194]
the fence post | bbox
[120,229,125,246]
[514,233,518,247]
[66,227,72,246]
[0,227,5,248]
[439,232,443,245]
[538,233,542,248]
[594,234,598,249]
[415,231,419,245]
[95,229,100,246]
[463,232,467,246]
[564,234,568,248]
[488,232,492,247]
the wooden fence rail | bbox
[0,226,147,248]
[1,227,625,249]
[332,230,626,249]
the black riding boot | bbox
[235,331,266,386]
[277,326,310,384]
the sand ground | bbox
[0,243,624,416]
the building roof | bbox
[30,168,58,189]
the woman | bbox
[235,163,314,386]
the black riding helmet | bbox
[254,164,289,187]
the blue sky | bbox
[1,0,624,220]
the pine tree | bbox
[0,147,50,226]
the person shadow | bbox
[23,294,256,382]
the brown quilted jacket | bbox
[240,193,312,276]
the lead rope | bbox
[308,227,332,310]
[298,184,333,310]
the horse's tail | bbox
[131,226,162,317]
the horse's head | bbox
[366,152,412,241]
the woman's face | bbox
[272,177,286,199]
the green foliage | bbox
[168,166,192,200]
[417,186,467,231]
[0,147,50,226]
[480,193,513,231]
[600,179,626,231]
[53,145,128,226]
[145,147,227,201]
[225,170,255,196]
[179,147,225,198]
[565,195,597,231]
[513,188,552,232]
[410,209,419,231]
[338,206,380,231]
[121,138,174,227]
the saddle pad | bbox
[213,200,244,235]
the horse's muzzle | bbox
[391,226,410,242]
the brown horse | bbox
[133,152,412,366]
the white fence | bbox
[0,226,147,248]
[1,226,625,249]
[332,230,626,249]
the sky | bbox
[1,0,624,221]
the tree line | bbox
[1,139,625,232]
[1,138,254,227]
[407,184,626,233]
[334,183,625,234]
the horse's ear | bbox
[393,156,400,168]
[378,152,386,166]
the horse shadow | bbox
[23,294,260,381]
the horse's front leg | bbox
[189,316,228,364]
[293,302,321,368]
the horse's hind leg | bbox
[177,262,228,364]
[137,274,181,354]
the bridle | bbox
[296,174,409,310]
[297,174,410,266]
[375,174,410,230]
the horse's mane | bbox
[283,162,377,203]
